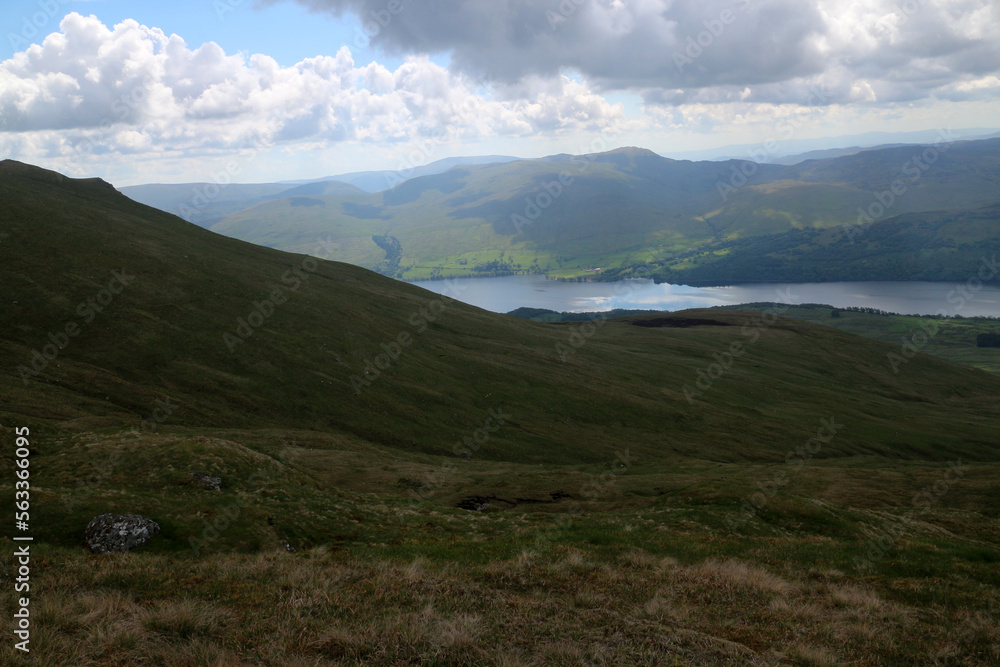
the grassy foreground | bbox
[2,540,996,666]
[3,161,1000,665]
[3,425,1000,665]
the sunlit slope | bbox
[210,140,1000,280]
[2,159,999,468]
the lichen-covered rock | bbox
[84,513,160,554]
[188,472,222,490]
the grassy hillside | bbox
[713,303,1000,374]
[638,203,1000,286]
[120,156,521,228]
[208,140,1000,282]
[513,304,1000,374]
[2,161,1000,665]
[119,182,295,228]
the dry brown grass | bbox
[1,545,995,666]
[689,558,797,596]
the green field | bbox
[724,304,1000,374]
[2,161,1000,665]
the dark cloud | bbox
[275,0,1000,105]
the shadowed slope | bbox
[1,160,999,469]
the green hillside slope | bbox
[207,140,1000,282]
[3,160,1000,665]
[3,159,998,466]
[640,202,1000,285]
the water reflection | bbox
[407,275,1000,318]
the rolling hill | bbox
[631,202,1000,286]
[3,160,1000,664]
[118,181,297,228]
[119,155,521,228]
[293,154,523,192]
[7,158,998,462]
[207,139,1000,282]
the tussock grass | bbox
[3,542,998,666]
[3,165,1000,666]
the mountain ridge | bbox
[3,160,998,466]
[204,139,1000,282]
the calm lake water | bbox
[408,275,1000,318]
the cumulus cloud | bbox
[0,12,625,164]
[277,0,1000,106]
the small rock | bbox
[84,513,160,554]
[282,541,296,553]
[188,472,222,490]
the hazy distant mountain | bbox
[666,127,999,162]
[260,180,366,200]
[278,155,523,192]
[119,181,298,228]
[4,156,998,468]
[211,139,1000,284]
[120,155,522,226]
[767,145,905,165]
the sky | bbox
[1,0,998,185]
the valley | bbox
[120,139,1000,286]
[2,161,999,664]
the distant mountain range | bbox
[5,155,1000,667]
[4,157,998,466]
[119,137,1000,285]
[277,155,522,191]
[119,155,520,227]
[667,127,1000,162]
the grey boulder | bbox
[84,513,160,554]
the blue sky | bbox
[1,0,998,185]
[1,0,413,68]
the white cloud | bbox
[280,0,1000,106]
[0,4,997,184]
[0,13,625,175]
